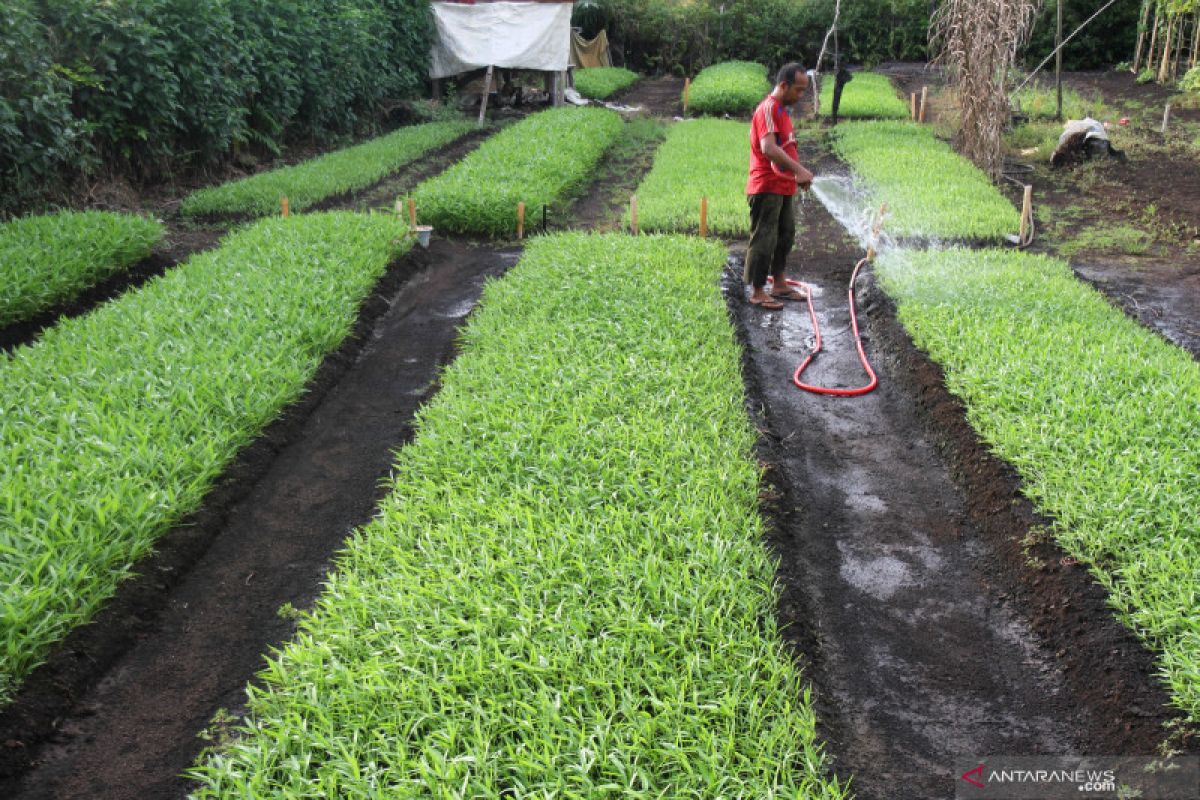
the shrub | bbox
[688,61,771,116]
[0,211,165,325]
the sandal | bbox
[770,287,809,302]
[749,296,785,310]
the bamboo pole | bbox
[281,196,289,217]
[1133,0,1152,73]
[517,201,526,240]
[630,195,638,234]
[910,93,917,120]
[1019,185,1033,246]
[1191,9,1200,70]
[478,65,494,127]
[1158,12,1176,83]
[1162,102,1172,134]
[699,197,708,238]
[1056,0,1064,121]
[1147,5,1161,76]
[407,197,417,228]
[918,86,928,122]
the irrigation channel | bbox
[2,80,1193,798]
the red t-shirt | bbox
[747,95,798,196]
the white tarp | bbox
[429,2,573,79]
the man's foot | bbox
[749,296,785,310]
[770,286,808,301]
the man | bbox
[745,62,814,310]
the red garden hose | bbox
[768,257,878,397]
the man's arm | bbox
[760,135,814,188]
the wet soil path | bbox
[726,188,1185,797]
[1,240,518,800]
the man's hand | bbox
[795,165,814,192]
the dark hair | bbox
[776,62,807,86]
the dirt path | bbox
[0,240,518,800]
[613,75,685,117]
[725,181,1187,797]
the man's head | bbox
[773,62,809,105]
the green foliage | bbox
[1012,84,1109,121]
[1,1,435,207]
[0,212,409,702]
[181,120,473,218]
[833,122,1021,241]
[1056,224,1153,258]
[574,0,929,76]
[877,247,1200,723]
[820,72,909,119]
[1025,0,1143,71]
[633,119,754,235]
[688,61,771,116]
[0,211,164,325]
[412,107,624,237]
[573,67,639,100]
[1181,66,1200,94]
[188,232,848,799]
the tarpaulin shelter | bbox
[428,1,575,117]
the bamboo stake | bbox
[407,197,417,228]
[630,195,638,235]
[1158,12,1176,83]
[699,196,708,238]
[1162,102,1172,134]
[918,86,928,122]
[281,196,289,217]
[1019,185,1033,245]
[1133,0,1151,73]
[911,92,917,120]
[517,201,526,240]
[1146,5,1160,76]
[683,78,691,114]
[478,65,494,127]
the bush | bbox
[1181,66,1200,94]
[0,1,435,209]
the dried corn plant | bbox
[930,0,1040,180]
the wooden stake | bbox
[911,93,917,120]
[478,65,494,127]
[281,196,289,217]
[699,196,708,238]
[1019,185,1033,245]
[683,78,691,114]
[407,197,417,229]
[918,86,928,123]
[630,195,638,235]
[517,201,526,240]
[1162,102,1172,134]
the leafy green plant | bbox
[0,212,409,703]
[412,107,624,237]
[0,211,164,326]
[573,67,639,99]
[688,61,771,116]
[188,232,848,799]
[1181,66,1200,94]
[1011,84,1109,121]
[181,120,473,218]
[877,247,1200,724]
[834,121,1021,241]
[632,119,755,235]
[820,71,908,119]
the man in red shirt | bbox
[745,63,814,309]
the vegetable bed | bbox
[819,72,908,119]
[688,61,771,116]
[180,121,473,218]
[412,107,623,237]
[877,247,1200,723]
[0,211,164,327]
[0,212,409,702]
[833,122,1020,241]
[573,67,639,99]
[631,119,754,236]
[190,233,847,799]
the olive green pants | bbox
[744,192,796,288]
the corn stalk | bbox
[930,0,1039,180]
